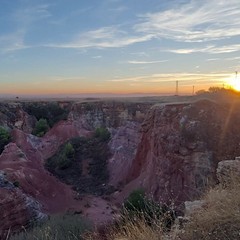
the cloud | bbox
[109,72,231,84]
[14,4,52,26]
[92,55,102,59]
[167,44,240,54]
[46,26,153,49]
[0,4,51,53]
[134,0,240,42]
[0,30,29,53]
[207,58,220,61]
[127,60,168,64]
[48,76,85,82]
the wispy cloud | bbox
[135,0,240,42]
[128,60,168,64]
[49,76,85,82]
[46,26,153,49]
[168,44,240,54]
[108,6,128,12]
[207,58,220,61]
[0,4,51,53]
[14,4,51,26]
[92,55,102,59]
[130,51,149,57]
[109,72,231,84]
[0,30,29,53]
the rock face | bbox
[108,121,141,187]
[0,171,46,238]
[125,100,240,204]
[69,101,149,130]
[0,100,151,236]
[69,101,151,187]
[217,158,240,185]
[0,103,36,133]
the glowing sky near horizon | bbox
[0,0,240,96]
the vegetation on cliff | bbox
[23,102,69,127]
[32,118,50,137]
[123,189,175,229]
[45,128,112,195]
[10,214,92,240]
[0,127,11,154]
[85,174,240,240]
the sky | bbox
[0,0,240,97]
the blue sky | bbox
[0,0,240,96]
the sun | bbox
[226,73,240,91]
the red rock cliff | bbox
[126,100,240,204]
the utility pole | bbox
[192,85,195,95]
[175,80,179,96]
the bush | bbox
[124,189,145,212]
[23,102,69,127]
[0,127,11,154]
[32,118,49,137]
[94,127,110,142]
[123,189,175,230]
[57,154,72,170]
[90,190,176,240]
[10,214,92,240]
[64,142,75,159]
[46,143,75,170]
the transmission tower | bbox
[175,80,179,96]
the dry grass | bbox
[86,173,240,240]
[10,172,240,240]
[84,217,165,240]
[180,173,240,240]
[107,217,164,240]
[84,207,179,240]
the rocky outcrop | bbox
[0,132,88,214]
[108,121,141,187]
[69,101,151,187]
[125,100,240,204]
[0,103,36,133]
[0,171,46,238]
[69,101,150,130]
[217,158,240,185]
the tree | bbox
[0,127,11,154]
[94,127,111,142]
[195,89,207,95]
[64,143,75,159]
[32,118,49,137]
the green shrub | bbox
[46,142,75,170]
[124,189,146,212]
[57,154,72,170]
[64,142,75,159]
[23,102,69,127]
[45,135,111,196]
[94,127,110,142]
[32,118,49,137]
[123,189,175,230]
[10,214,92,240]
[0,127,11,154]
